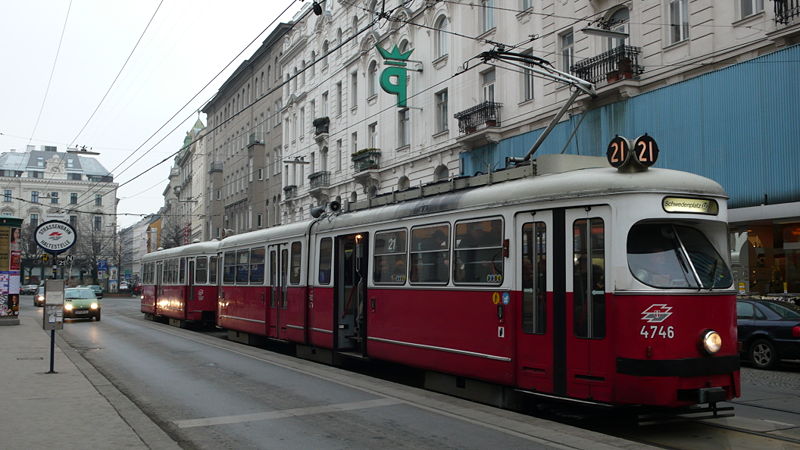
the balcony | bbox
[572,45,643,85]
[308,171,330,189]
[248,132,264,147]
[283,185,297,200]
[454,101,502,135]
[776,0,800,24]
[308,171,330,202]
[313,117,330,135]
[351,149,381,173]
[209,161,223,173]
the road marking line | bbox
[174,398,401,428]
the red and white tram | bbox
[142,153,739,410]
[141,241,218,327]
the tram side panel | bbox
[188,284,218,323]
[366,288,516,386]
[308,286,335,348]
[141,285,157,315]
[218,285,270,336]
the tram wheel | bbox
[749,338,775,369]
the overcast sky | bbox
[0,0,302,229]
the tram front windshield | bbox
[627,223,732,289]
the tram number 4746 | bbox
[640,325,675,339]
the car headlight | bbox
[37,295,44,301]
[64,303,73,311]
[702,330,722,355]
[90,302,98,310]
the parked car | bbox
[78,284,103,299]
[21,284,38,295]
[737,298,800,369]
[34,286,46,307]
[63,287,101,321]
[119,281,129,291]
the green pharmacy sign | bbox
[377,45,413,107]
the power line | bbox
[68,0,165,148]
[28,0,73,145]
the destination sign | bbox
[662,197,719,215]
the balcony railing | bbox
[453,101,502,134]
[776,0,800,24]
[308,171,330,189]
[248,132,264,146]
[352,149,381,172]
[313,117,330,135]
[283,185,297,199]
[572,45,643,85]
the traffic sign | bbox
[34,221,77,255]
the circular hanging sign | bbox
[606,135,630,168]
[34,220,77,254]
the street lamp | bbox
[66,145,100,156]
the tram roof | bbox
[142,240,220,261]
[217,220,311,250]
[315,166,727,232]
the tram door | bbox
[334,233,368,353]
[187,259,195,304]
[268,244,288,339]
[155,261,163,315]
[564,206,611,401]
[514,211,553,393]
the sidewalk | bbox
[0,307,178,449]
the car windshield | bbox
[627,223,732,289]
[64,289,96,299]
[761,301,800,319]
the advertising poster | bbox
[0,272,8,317]
[0,227,8,271]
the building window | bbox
[350,71,358,108]
[368,61,378,98]
[29,171,43,179]
[521,0,532,10]
[336,139,343,172]
[351,132,358,155]
[68,173,81,181]
[50,192,59,204]
[322,91,329,116]
[258,168,264,180]
[257,214,263,228]
[93,216,102,232]
[368,122,377,148]
[522,50,534,101]
[70,193,78,204]
[669,0,689,44]
[606,8,630,50]
[95,194,102,206]
[69,215,77,227]
[336,82,343,116]
[482,69,496,103]
[3,190,11,202]
[398,109,410,147]
[434,15,448,58]
[31,191,39,203]
[30,214,38,227]
[740,0,764,18]
[435,90,448,133]
[560,31,574,73]
[482,0,495,32]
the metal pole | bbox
[47,329,56,374]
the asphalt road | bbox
[23,295,631,450]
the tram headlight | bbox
[702,330,722,355]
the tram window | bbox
[319,238,332,284]
[409,224,450,284]
[209,256,218,284]
[627,223,732,289]
[223,251,236,284]
[573,218,605,339]
[196,256,208,284]
[374,229,407,284]
[454,218,504,285]
[250,247,265,284]
[179,258,186,285]
[290,242,302,284]
[236,250,250,283]
[522,222,546,334]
